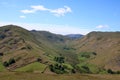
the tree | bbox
[54,56,65,63]
[107,69,114,74]
[49,64,54,72]
[49,63,66,74]
[3,61,9,67]
[71,69,76,73]
[9,58,15,65]
[81,66,90,73]
[3,58,16,67]
[116,71,120,74]
[0,34,6,39]
[37,58,42,62]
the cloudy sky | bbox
[0,0,120,35]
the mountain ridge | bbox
[65,34,84,39]
[0,25,120,74]
[73,31,120,71]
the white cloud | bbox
[21,5,72,17]
[31,5,48,11]
[21,5,48,14]
[20,15,26,18]
[96,25,109,29]
[50,6,72,16]
[21,9,36,14]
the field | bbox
[15,62,47,72]
[0,62,6,71]
[0,72,120,80]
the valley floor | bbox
[0,72,120,80]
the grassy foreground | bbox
[0,72,120,80]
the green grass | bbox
[76,52,100,74]
[78,52,96,62]
[0,62,6,71]
[63,63,73,70]
[76,63,100,74]
[15,62,47,72]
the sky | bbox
[0,0,120,35]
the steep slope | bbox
[0,25,49,70]
[1,25,119,73]
[31,30,67,52]
[0,25,78,71]
[31,30,78,64]
[73,32,120,71]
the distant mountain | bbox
[65,34,84,39]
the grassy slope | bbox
[0,25,120,74]
[0,25,47,70]
[72,32,120,71]
[0,62,5,71]
[0,56,6,71]
[15,62,46,72]
[0,72,120,80]
[31,30,78,64]
[0,25,77,72]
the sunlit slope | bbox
[0,25,77,71]
[73,32,120,71]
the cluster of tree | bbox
[107,69,120,74]
[49,63,66,74]
[76,65,92,73]
[49,56,76,74]
[49,63,76,74]
[49,56,65,74]
[80,52,97,58]
[0,34,6,39]
[3,58,15,67]
[37,57,42,62]
[54,56,65,63]
[63,46,76,50]
[81,66,91,73]
[0,52,3,56]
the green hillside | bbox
[0,25,120,74]
[0,25,78,74]
[72,32,120,72]
[15,62,47,72]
